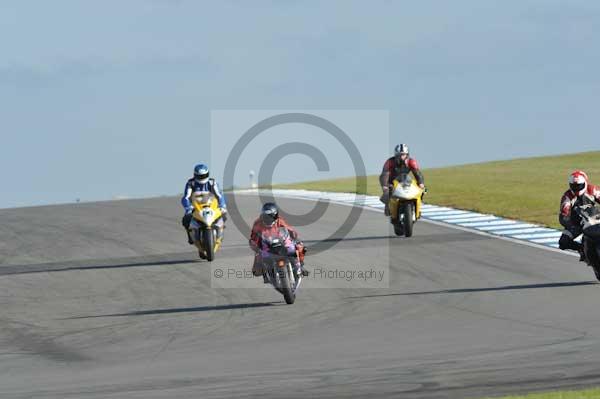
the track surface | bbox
[1,195,600,398]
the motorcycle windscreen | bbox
[192,192,215,207]
[393,179,419,199]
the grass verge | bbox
[273,151,600,229]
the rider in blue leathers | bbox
[181,164,227,245]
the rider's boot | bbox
[381,191,390,216]
[252,261,269,284]
[252,257,264,277]
[559,233,585,261]
[252,266,262,277]
[182,213,194,245]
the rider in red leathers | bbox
[249,202,308,283]
[379,144,425,216]
[558,170,600,260]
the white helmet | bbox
[569,170,588,197]
[394,144,409,157]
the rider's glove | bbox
[185,206,194,214]
[220,207,228,222]
[296,241,308,254]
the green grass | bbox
[483,387,600,399]
[273,151,600,229]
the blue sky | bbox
[1,1,599,208]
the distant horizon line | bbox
[2,150,596,211]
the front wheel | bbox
[404,203,414,237]
[592,245,600,282]
[585,241,600,282]
[280,266,296,305]
[393,223,404,236]
[202,229,215,261]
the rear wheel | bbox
[202,229,215,261]
[404,203,414,237]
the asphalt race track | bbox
[1,194,600,399]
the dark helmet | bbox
[260,202,279,226]
[194,164,209,183]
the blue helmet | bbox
[194,164,210,183]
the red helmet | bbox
[569,170,589,196]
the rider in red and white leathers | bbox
[558,170,600,259]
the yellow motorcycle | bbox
[389,174,424,237]
[189,192,225,261]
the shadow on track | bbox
[65,302,281,320]
[303,235,392,245]
[346,281,597,299]
[51,258,200,273]
[0,254,201,276]
[284,235,392,254]
[302,231,490,248]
